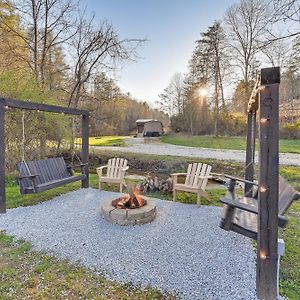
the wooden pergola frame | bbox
[0,98,90,214]
[245,67,280,299]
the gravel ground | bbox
[0,189,259,299]
[93,137,300,166]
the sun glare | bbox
[197,87,208,97]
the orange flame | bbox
[134,187,144,207]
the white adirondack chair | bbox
[171,163,212,206]
[96,158,129,192]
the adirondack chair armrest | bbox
[96,165,108,177]
[198,175,213,179]
[97,165,108,170]
[171,173,187,184]
[120,166,129,171]
[171,173,187,177]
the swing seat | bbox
[220,175,299,240]
[17,157,87,194]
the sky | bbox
[82,0,239,106]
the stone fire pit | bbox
[101,197,156,225]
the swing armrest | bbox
[68,163,88,168]
[224,174,258,186]
[19,174,40,179]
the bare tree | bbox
[273,0,300,22]
[67,13,145,108]
[5,0,77,84]
[261,38,290,67]
[262,0,300,43]
[225,0,272,108]
[157,72,185,116]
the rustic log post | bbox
[0,99,6,213]
[81,113,89,188]
[256,67,280,299]
[245,109,256,197]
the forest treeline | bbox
[0,0,168,166]
[156,0,300,138]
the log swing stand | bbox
[220,67,299,299]
[0,98,90,214]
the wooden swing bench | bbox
[17,157,87,194]
[220,174,299,240]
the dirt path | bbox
[93,138,300,166]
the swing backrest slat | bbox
[17,157,72,194]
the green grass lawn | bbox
[75,136,126,147]
[161,134,300,154]
[2,155,300,299]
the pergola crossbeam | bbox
[2,98,89,116]
[0,98,89,214]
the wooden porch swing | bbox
[219,67,299,299]
[16,110,88,195]
[0,98,90,209]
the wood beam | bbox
[81,113,89,188]
[0,99,6,213]
[245,110,256,197]
[3,98,89,116]
[256,67,280,299]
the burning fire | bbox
[112,187,147,209]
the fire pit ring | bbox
[101,197,156,226]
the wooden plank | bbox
[201,164,211,190]
[110,158,115,178]
[3,98,88,116]
[193,163,202,187]
[81,113,89,188]
[35,174,86,193]
[245,110,256,197]
[184,164,192,185]
[55,157,69,178]
[278,176,297,214]
[16,162,29,193]
[53,157,65,179]
[27,160,42,185]
[47,158,60,180]
[0,100,6,213]
[115,158,120,178]
[48,158,60,180]
[256,67,280,299]
[189,163,198,186]
[107,159,112,177]
[36,159,49,183]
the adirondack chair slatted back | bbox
[107,158,128,178]
[17,157,71,193]
[185,163,211,188]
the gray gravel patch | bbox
[93,138,300,166]
[0,189,258,299]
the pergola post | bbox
[0,99,6,213]
[0,98,90,213]
[256,67,280,299]
[245,109,256,197]
[81,113,89,188]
